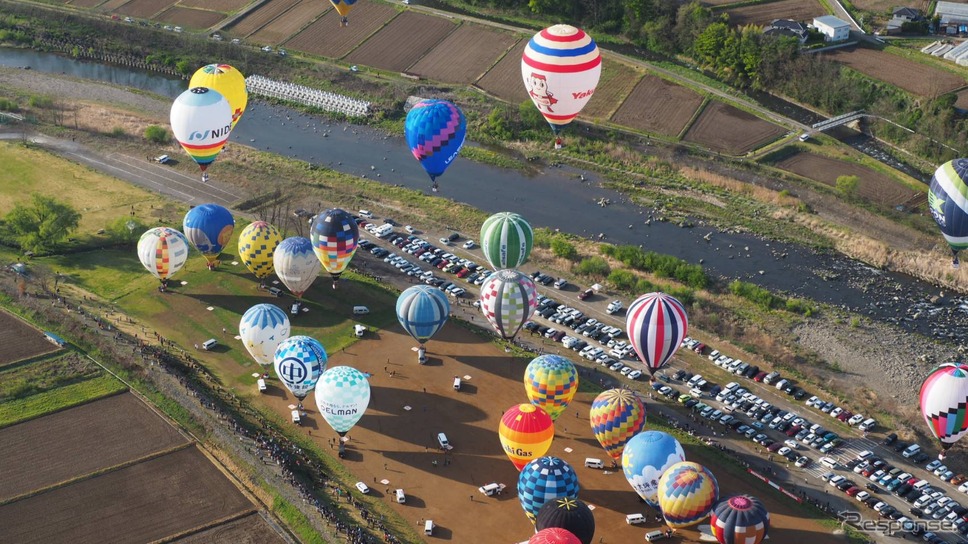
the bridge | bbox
[811,110,865,132]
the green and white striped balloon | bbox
[480,212,534,270]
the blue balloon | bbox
[404,100,466,186]
[273,335,327,401]
[183,203,235,263]
[621,431,686,508]
[518,456,580,523]
[396,285,450,344]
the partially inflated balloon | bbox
[310,208,359,286]
[238,221,282,280]
[657,461,719,528]
[525,355,578,420]
[621,430,685,507]
[170,87,232,172]
[518,456,579,523]
[189,64,247,127]
[479,269,538,339]
[273,237,321,298]
[529,528,581,544]
[480,212,534,270]
[626,292,688,376]
[710,495,770,544]
[315,366,370,436]
[137,227,190,282]
[499,404,554,471]
[239,304,290,366]
[183,204,235,265]
[405,99,466,188]
[589,388,646,463]
[535,498,595,544]
[274,336,327,401]
[396,285,450,345]
[929,159,968,268]
[920,363,968,456]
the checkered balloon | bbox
[315,366,370,436]
[238,221,281,280]
[525,355,578,420]
[518,456,580,523]
[479,269,537,339]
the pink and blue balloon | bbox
[404,99,466,190]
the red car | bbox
[845,486,861,497]
[785,425,802,437]
[753,371,768,382]
[457,268,472,278]
[578,289,594,300]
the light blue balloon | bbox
[274,335,327,400]
[622,431,686,508]
[315,366,370,436]
[396,285,450,344]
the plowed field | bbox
[70,0,109,7]
[684,101,784,154]
[116,0,174,18]
[0,310,58,367]
[226,0,299,38]
[823,46,966,96]
[284,1,398,59]
[476,40,529,104]
[581,59,643,120]
[0,392,188,502]
[98,0,135,12]
[250,0,328,45]
[178,0,251,11]
[409,24,518,84]
[724,0,824,26]
[956,88,968,111]
[775,151,915,206]
[346,11,457,73]
[172,513,286,543]
[611,74,703,137]
[156,7,226,28]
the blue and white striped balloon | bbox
[315,366,370,436]
[274,335,327,401]
[396,285,450,345]
[239,303,291,365]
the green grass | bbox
[271,493,328,544]
[0,373,126,427]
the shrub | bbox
[550,238,578,261]
[607,269,637,291]
[575,256,610,277]
[144,125,169,144]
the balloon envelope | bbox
[189,64,247,127]
[535,497,595,544]
[315,366,370,436]
[480,212,534,270]
[657,461,719,528]
[137,227,190,281]
[920,362,968,452]
[626,292,688,375]
[310,209,360,281]
[929,159,968,264]
[499,404,555,471]
[529,528,581,544]
[525,355,578,420]
[273,237,321,298]
[710,495,770,544]
[396,285,450,344]
[621,430,686,507]
[521,25,601,132]
[479,269,538,339]
[518,456,580,523]
[170,87,233,171]
[589,388,646,462]
[405,99,466,182]
[183,203,235,264]
[239,304,290,366]
[330,0,357,16]
[274,336,327,400]
[238,221,282,280]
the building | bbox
[764,19,809,43]
[885,7,924,34]
[936,1,968,35]
[813,15,851,42]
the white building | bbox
[813,15,851,42]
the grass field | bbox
[0,372,127,428]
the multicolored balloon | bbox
[920,363,968,457]
[518,456,580,523]
[404,99,466,191]
[189,64,247,128]
[529,528,581,544]
[589,388,646,463]
[480,212,534,270]
[273,237,321,298]
[525,355,578,421]
[535,497,595,544]
[396,285,450,345]
[238,221,282,280]
[626,292,688,376]
[310,208,359,287]
[330,0,357,26]
[499,404,555,471]
[170,87,233,173]
[273,335,327,401]
[137,227,190,283]
[521,25,601,135]
[183,204,235,265]
[657,461,719,528]
[479,269,538,340]
[239,304,290,366]
[928,159,968,268]
[622,430,685,507]
[710,495,770,544]
[315,366,370,436]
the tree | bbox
[575,256,611,277]
[835,175,859,196]
[105,216,148,246]
[550,238,579,261]
[4,195,81,254]
[144,125,169,144]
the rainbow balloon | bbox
[525,354,578,420]
[920,363,968,456]
[589,388,646,463]
[710,495,770,544]
[189,64,247,127]
[499,404,555,471]
[626,292,688,376]
[238,221,282,280]
[170,87,233,172]
[137,227,190,283]
[310,208,360,286]
[657,461,719,528]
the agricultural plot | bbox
[610,74,703,136]
[476,40,529,104]
[156,6,226,28]
[956,88,968,111]
[823,46,966,96]
[250,0,328,46]
[0,310,58,367]
[284,1,398,59]
[849,0,897,12]
[172,513,287,543]
[225,0,300,38]
[409,24,518,84]
[0,392,187,502]
[96,0,133,11]
[70,0,108,7]
[178,0,252,11]
[580,59,643,121]
[346,11,458,73]
[775,151,913,207]
[724,0,825,27]
[116,0,175,18]
[701,0,741,4]
[684,101,785,154]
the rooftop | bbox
[814,15,850,28]
[936,1,968,19]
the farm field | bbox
[409,24,518,84]
[284,1,399,60]
[156,6,227,28]
[823,46,967,96]
[178,0,252,11]
[225,0,300,38]
[345,11,458,73]
[250,0,328,45]
[956,88,968,111]
[98,0,135,12]
[69,0,109,8]
[116,0,175,18]
[610,74,703,137]
[173,513,286,543]
[849,0,896,12]
[684,101,785,155]
[775,151,915,207]
[0,311,59,367]
[580,59,643,121]
[476,40,529,104]
[723,0,825,27]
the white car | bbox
[405,225,415,234]
[462,240,475,249]
[848,414,865,426]
[628,370,643,380]
[784,439,800,450]
[795,456,810,468]
[828,475,846,487]
[355,482,370,494]
[855,491,870,502]
[830,407,843,418]
[777,447,792,457]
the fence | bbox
[245,75,370,118]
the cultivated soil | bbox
[249,0,328,46]
[409,24,519,85]
[684,101,785,155]
[611,74,704,137]
[225,0,301,38]
[0,310,59,366]
[476,40,529,103]
[822,46,966,97]
[346,12,458,73]
[283,1,399,60]
[723,0,826,27]
[156,7,228,29]
[116,0,175,19]
[775,151,915,208]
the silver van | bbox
[353,306,370,315]
[424,520,434,536]
[453,377,461,391]
[645,530,669,541]
[584,458,604,469]
[201,338,218,350]
[395,489,406,504]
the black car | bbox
[836,480,855,491]
[743,365,759,378]
[863,496,880,508]
[878,506,897,519]
[729,419,745,429]
[674,370,688,381]
[708,385,723,397]
[782,382,796,394]
[572,340,588,352]
[684,399,699,409]
[894,484,913,497]
[865,483,880,493]
[536,326,550,336]
[793,388,808,400]
[912,452,929,463]
[845,459,862,470]
[903,492,921,504]
[882,433,898,446]
[524,321,539,332]
[910,507,925,518]
[530,271,542,279]
[776,421,790,432]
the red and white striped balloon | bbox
[626,292,688,376]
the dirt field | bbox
[345,12,458,73]
[849,0,899,12]
[97,0,135,12]
[283,1,398,60]
[0,310,59,367]
[476,40,529,104]
[0,446,255,544]
[684,101,785,155]
[610,74,704,137]
[116,0,175,18]
[957,88,968,111]
[173,513,286,543]
[580,59,642,121]
[250,0,328,45]
[156,6,227,28]
[178,0,252,11]
[723,0,825,27]
[823,46,967,96]
[409,24,518,85]
[225,0,300,38]
[775,151,915,207]
[0,392,188,502]
[70,0,109,7]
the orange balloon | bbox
[499,403,555,471]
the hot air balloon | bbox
[238,221,282,283]
[499,403,555,471]
[310,208,359,288]
[657,461,719,528]
[239,304,291,366]
[920,362,968,459]
[331,0,357,27]
[404,99,466,192]
[535,497,595,544]
[170,87,233,180]
[137,227,190,288]
[189,64,248,128]
[710,495,770,544]
[621,430,686,507]
[626,292,688,377]
[928,159,968,268]
[525,355,578,421]
[480,212,534,270]
[479,269,538,340]
[183,204,235,269]
[396,285,450,345]
[529,528,581,544]
[315,366,370,454]
[589,388,646,463]
[521,25,601,147]
[518,456,580,523]
[273,237,321,299]
[274,335,327,405]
